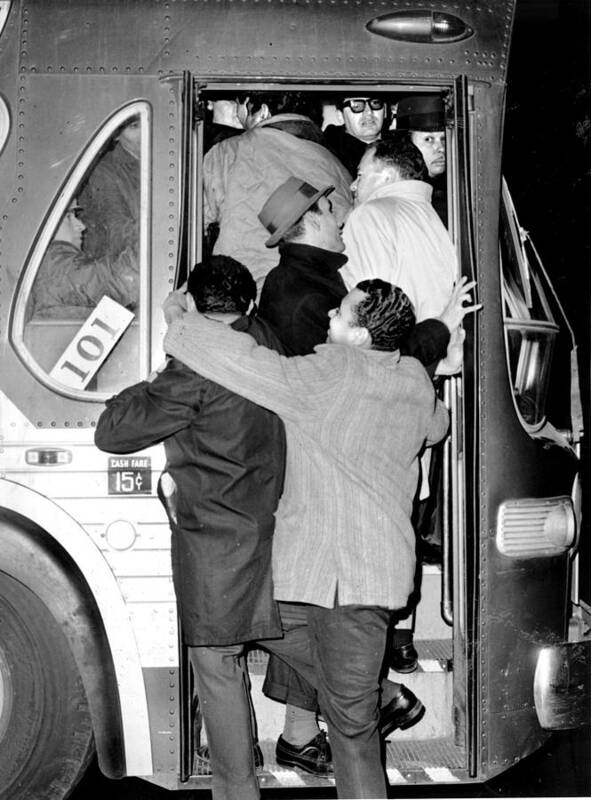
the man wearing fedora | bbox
[394,94,448,223]
[202,91,352,295]
[258,176,453,365]
[257,177,349,357]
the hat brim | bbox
[265,184,335,247]
[396,114,444,132]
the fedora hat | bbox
[258,177,334,248]
[395,95,445,132]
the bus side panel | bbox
[21,0,515,86]
[471,82,578,777]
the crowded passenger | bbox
[29,199,138,320]
[341,131,461,668]
[78,116,140,261]
[202,91,352,293]
[394,96,450,571]
[203,93,250,153]
[394,95,448,223]
[341,133,456,324]
[94,256,287,800]
[323,95,388,177]
[256,176,457,770]
[163,264,479,797]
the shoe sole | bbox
[381,700,425,739]
[275,755,333,776]
[389,661,418,674]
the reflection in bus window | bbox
[501,182,558,429]
[17,105,148,397]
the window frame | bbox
[500,179,560,433]
[11,101,151,402]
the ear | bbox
[383,164,401,185]
[335,109,345,126]
[350,326,371,348]
[305,209,322,232]
[207,100,214,111]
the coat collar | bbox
[364,179,433,204]
[277,242,348,275]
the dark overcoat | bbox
[94,315,285,646]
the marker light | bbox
[496,496,576,558]
[25,448,72,466]
[366,11,473,44]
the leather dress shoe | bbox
[390,641,419,673]
[379,685,425,738]
[275,730,333,775]
[194,741,264,774]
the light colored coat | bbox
[340,180,456,321]
[204,114,353,292]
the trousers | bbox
[188,644,260,800]
[265,602,393,799]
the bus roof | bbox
[17,0,515,85]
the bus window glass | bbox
[0,94,9,157]
[0,2,11,38]
[501,183,558,429]
[13,104,149,398]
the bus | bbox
[0,0,589,797]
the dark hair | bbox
[186,255,256,315]
[247,91,323,127]
[279,199,321,244]
[354,279,416,351]
[370,132,428,181]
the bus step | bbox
[385,736,468,784]
[392,637,452,672]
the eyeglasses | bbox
[342,98,385,113]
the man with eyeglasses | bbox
[324,96,388,177]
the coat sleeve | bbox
[400,319,450,375]
[426,396,450,447]
[164,314,345,422]
[80,246,139,310]
[94,358,203,454]
[203,140,237,227]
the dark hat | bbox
[258,177,334,247]
[395,95,445,132]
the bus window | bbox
[12,103,149,398]
[501,179,559,429]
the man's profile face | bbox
[314,195,345,253]
[351,150,390,206]
[410,130,446,177]
[342,97,385,144]
[327,288,365,345]
[55,202,86,249]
